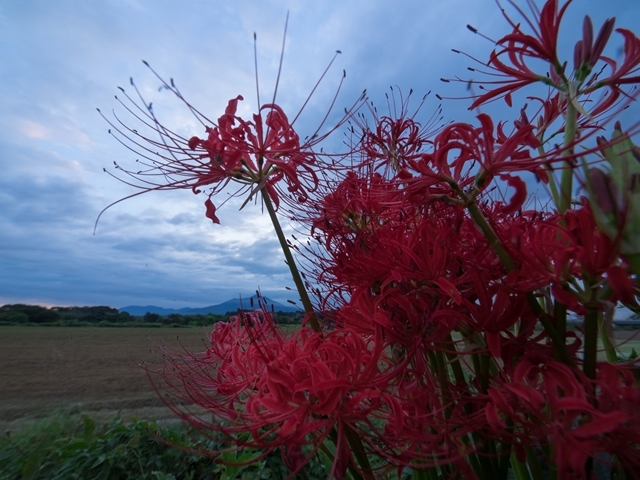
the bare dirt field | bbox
[0,326,212,432]
[1,326,638,434]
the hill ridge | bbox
[119,295,298,316]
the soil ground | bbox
[0,326,212,433]
[1,326,638,434]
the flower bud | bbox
[585,126,640,274]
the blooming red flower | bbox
[149,307,402,478]
[455,0,640,119]
[404,113,541,202]
[351,88,442,175]
[486,353,632,478]
[465,0,571,109]
[597,28,640,88]
[98,58,362,228]
[100,90,320,225]
[580,27,640,119]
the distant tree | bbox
[144,312,161,323]
[1,304,59,323]
[0,310,29,324]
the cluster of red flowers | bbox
[103,1,640,478]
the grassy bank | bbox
[0,412,329,480]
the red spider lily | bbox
[486,353,632,478]
[596,28,640,90]
[502,201,634,309]
[573,15,616,78]
[594,363,640,473]
[460,274,535,359]
[97,56,363,229]
[99,88,320,225]
[464,0,571,109]
[457,1,640,118]
[404,114,541,202]
[563,201,618,277]
[351,88,444,175]
[187,95,321,218]
[500,210,579,292]
[149,308,401,479]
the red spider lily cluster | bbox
[102,1,640,478]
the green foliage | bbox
[0,414,330,480]
[0,304,305,327]
[0,414,219,480]
[0,305,59,324]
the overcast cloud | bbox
[0,0,638,309]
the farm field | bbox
[1,326,638,434]
[0,326,212,433]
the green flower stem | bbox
[558,97,577,214]
[583,292,599,380]
[465,202,515,271]
[465,199,576,367]
[263,190,374,477]
[434,348,453,418]
[525,447,546,480]
[627,253,640,278]
[511,450,533,480]
[498,444,512,480]
[411,467,431,480]
[599,315,618,364]
[582,277,604,379]
[528,294,576,367]
[444,334,467,387]
[552,300,567,362]
[261,189,320,332]
[539,146,561,208]
[343,424,374,480]
[327,428,366,480]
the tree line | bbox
[0,304,304,327]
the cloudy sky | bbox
[0,0,638,309]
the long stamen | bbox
[254,32,261,110]
[271,10,289,107]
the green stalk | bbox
[526,293,576,367]
[524,446,546,480]
[434,348,454,420]
[443,336,485,477]
[327,428,366,480]
[498,443,512,480]
[551,300,567,362]
[510,450,532,480]
[411,467,431,480]
[343,424,374,480]
[466,199,575,367]
[627,253,640,279]
[583,312,598,379]
[261,189,320,332]
[443,335,471,398]
[465,202,515,271]
[558,98,577,214]
[599,314,618,364]
[583,278,600,379]
[263,190,376,477]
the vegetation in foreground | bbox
[0,413,332,480]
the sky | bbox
[0,0,639,309]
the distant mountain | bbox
[119,295,298,316]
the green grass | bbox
[0,413,330,480]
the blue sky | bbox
[0,0,638,309]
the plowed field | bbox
[0,326,211,432]
[1,326,638,433]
